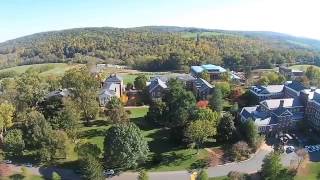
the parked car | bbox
[24,163,32,168]
[104,169,115,177]
[4,160,12,164]
[286,146,295,153]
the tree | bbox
[126,82,134,90]
[76,142,101,159]
[215,82,231,98]
[105,97,128,124]
[4,129,25,156]
[18,109,52,149]
[229,87,244,101]
[243,120,260,149]
[217,112,237,142]
[104,123,149,169]
[39,130,70,163]
[197,170,208,180]
[61,67,99,124]
[195,108,220,123]
[185,119,216,153]
[134,74,148,90]
[209,88,223,112]
[163,79,196,127]
[52,172,62,180]
[199,70,210,82]
[261,152,283,180]
[146,99,167,126]
[138,170,149,180]
[80,155,104,180]
[15,72,48,111]
[0,102,15,143]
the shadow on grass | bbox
[78,128,108,139]
[9,174,25,180]
[147,128,182,154]
[38,166,80,180]
[84,119,110,127]
[131,117,159,131]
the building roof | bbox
[105,74,123,83]
[261,98,302,109]
[241,106,258,119]
[191,64,226,74]
[273,107,293,117]
[46,89,70,99]
[148,78,168,93]
[285,81,305,92]
[251,85,284,94]
[193,78,213,92]
[176,74,196,82]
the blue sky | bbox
[0,0,319,42]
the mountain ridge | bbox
[0,26,319,71]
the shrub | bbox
[231,141,251,161]
[197,170,208,180]
[138,170,149,180]
[52,172,61,180]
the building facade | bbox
[241,81,320,133]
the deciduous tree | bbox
[134,74,148,90]
[61,67,99,124]
[104,123,149,169]
[209,88,223,112]
[4,129,25,156]
[0,102,15,143]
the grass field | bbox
[289,64,320,72]
[295,162,320,180]
[0,63,83,77]
[0,63,182,84]
[76,106,211,172]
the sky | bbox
[0,0,319,42]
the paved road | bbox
[8,144,280,180]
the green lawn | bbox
[209,176,228,180]
[0,63,84,78]
[77,106,212,172]
[5,173,44,180]
[289,64,320,72]
[295,162,320,180]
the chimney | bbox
[280,100,285,107]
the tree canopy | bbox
[104,123,149,169]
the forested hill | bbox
[0,26,320,71]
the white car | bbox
[104,169,115,177]
[4,160,12,164]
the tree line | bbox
[0,27,319,71]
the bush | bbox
[197,170,208,180]
[231,141,251,161]
[228,171,248,180]
[52,172,61,180]
[138,170,149,180]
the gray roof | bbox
[285,81,305,92]
[193,78,213,92]
[251,85,284,94]
[105,74,123,83]
[261,98,302,109]
[148,78,168,93]
[176,74,196,82]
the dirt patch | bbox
[205,147,226,166]
[296,162,310,177]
